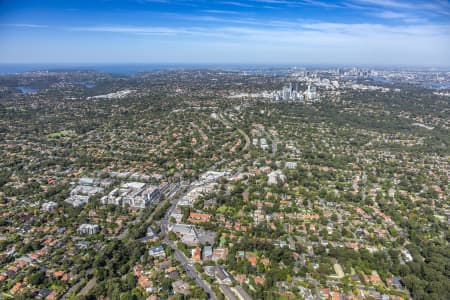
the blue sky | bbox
[0,0,449,66]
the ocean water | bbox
[77,82,96,88]
[423,82,450,89]
[17,86,37,94]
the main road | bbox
[158,185,218,300]
[164,237,217,300]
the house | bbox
[41,201,58,212]
[167,270,180,280]
[46,291,58,300]
[351,274,362,283]
[285,161,297,169]
[37,288,51,299]
[133,265,154,292]
[79,177,96,186]
[267,170,286,185]
[188,212,212,223]
[260,258,270,266]
[371,273,382,284]
[247,255,257,266]
[235,274,248,284]
[253,209,266,225]
[345,242,360,250]
[158,260,171,271]
[11,282,23,294]
[402,249,413,262]
[254,276,265,285]
[203,246,213,261]
[53,270,65,278]
[64,195,90,207]
[138,276,153,292]
[191,247,201,262]
[149,246,166,258]
[77,224,100,235]
[212,247,228,261]
[331,291,341,300]
[386,277,404,289]
[320,288,330,299]
[172,280,190,295]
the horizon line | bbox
[1,62,449,69]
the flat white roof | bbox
[122,182,146,190]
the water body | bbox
[371,76,393,84]
[77,82,96,88]
[422,82,450,89]
[16,86,37,94]
[2,64,450,89]
[370,77,450,89]
[84,83,96,88]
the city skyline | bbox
[0,0,449,66]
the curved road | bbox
[218,112,250,152]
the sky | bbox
[0,0,449,67]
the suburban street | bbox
[158,184,218,300]
[165,238,218,300]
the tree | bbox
[28,270,45,285]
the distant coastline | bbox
[0,64,204,75]
[1,63,449,75]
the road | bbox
[158,184,218,300]
[272,135,278,156]
[218,112,250,153]
[77,277,96,297]
[236,127,251,152]
[116,183,181,240]
[61,269,93,299]
[165,238,217,300]
[60,181,189,299]
[361,171,367,202]
[264,129,279,156]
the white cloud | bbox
[351,0,415,9]
[371,11,410,19]
[220,1,254,7]
[5,23,48,28]
[351,0,450,16]
[67,21,450,43]
[202,9,243,15]
[299,0,341,8]
[68,26,189,35]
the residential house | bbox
[149,246,166,258]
